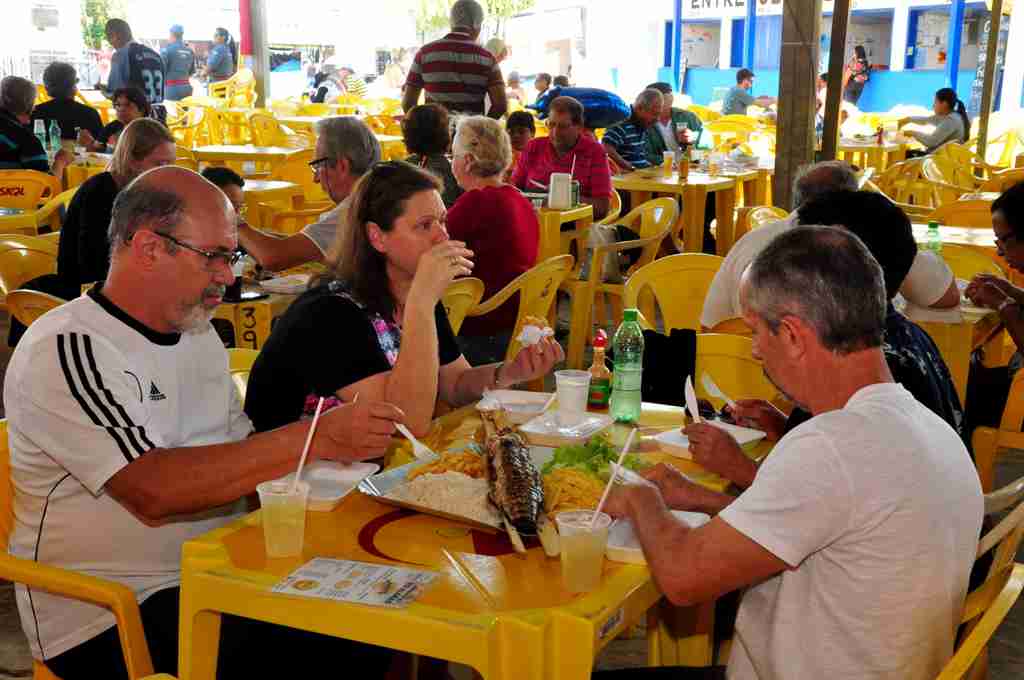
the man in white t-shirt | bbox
[236,116,380,271]
[601,225,982,680]
[701,160,960,329]
[5,166,402,678]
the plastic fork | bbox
[701,373,737,410]
[395,423,439,461]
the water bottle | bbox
[48,120,62,152]
[33,119,46,150]
[610,308,644,423]
[926,220,942,254]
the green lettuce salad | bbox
[541,434,648,480]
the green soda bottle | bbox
[610,309,644,423]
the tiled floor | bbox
[1,315,1023,678]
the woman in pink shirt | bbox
[448,116,541,365]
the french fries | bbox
[407,451,486,481]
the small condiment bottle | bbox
[588,329,612,409]
[677,143,690,183]
[876,126,884,145]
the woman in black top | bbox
[77,87,150,153]
[58,118,177,287]
[843,45,870,105]
[31,62,104,141]
[244,161,562,435]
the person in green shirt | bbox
[643,82,703,167]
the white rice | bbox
[387,471,501,526]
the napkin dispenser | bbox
[547,172,572,210]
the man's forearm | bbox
[237,224,321,272]
[603,145,630,171]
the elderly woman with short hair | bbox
[448,115,541,364]
[0,75,72,176]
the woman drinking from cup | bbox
[244,161,562,436]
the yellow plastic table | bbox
[179,402,764,680]
[613,170,736,254]
[536,204,594,263]
[837,139,907,172]
[902,304,999,405]
[276,115,326,133]
[241,180,303,227]
[192,145,305,170]
[911,223,996,254]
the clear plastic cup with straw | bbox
[555,510,611,593]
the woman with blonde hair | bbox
[448,115,540,364]
[58,118,177,287]
[244,160,562,435]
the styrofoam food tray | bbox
[606,511,711,564]
[275,460,379,511]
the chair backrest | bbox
[442,277,486,335]
[170,106,207,148]
[695,333,777,410]
[249,113,289,146]
[0,419,11,549]
[596,189,623,227]
[0,236,59,295]
[615,197,678,279]
[939,244,1005,281]
[467,255,574,363]
[932,143,987,188]
[0,171,61,210]
[204,108,229,146]
[980,168,1024,193]
[922,159,970,206]
[623,254,724,334]
[749,206,786,230]
[268,148,326,202]
[228,348,260,402]
[33,186,78,233]
[5,289,66,327]
[876,159,941,209]
[938,478,1024,679]
[927,200,994,229]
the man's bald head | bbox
[792,160,858,208]
[108,166,233,254]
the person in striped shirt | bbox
[339,66,368,99]
[602,88,663,173]
[402,0,507,119]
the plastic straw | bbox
[570,153,577,177]
[592,427,638,528]
[290,396,325,494]
[541,392,557,412]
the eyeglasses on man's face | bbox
[151,231,243,270]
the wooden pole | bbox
[773,0,824,209]
[820,0,851,160]
[977,0,1004,161]
[245,0,271,107]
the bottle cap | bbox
[593,328,607,349]
[928,221,939,229]
[623,308,639,322]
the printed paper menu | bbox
[272,557,437,608]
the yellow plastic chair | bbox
[267,148,326,203]
[0,236,59,305]
[563,197,677,368]
[695,333,778,409]
[364,114,402,137]
[0,171,61,210]
[875,159,940,210]
[707,317,752,336]
[703,119,757,147]
[228,347,260,402]
[35,84,51,105]
[169,106,206,148]
[268,98,302,117]
[597,188,623,226]
[939,244,1005,281]
[249,113,310,149]
[933,143,995,188]
[0,419,157,680]
[922,158,975,206]
[732,205,786,243]
[927,200,994,229]
[972,366,1024,492]
[685,104,718,123]
[257,201,333,236]
[5,289,66,327]
[622,253,724,334]
[442,277,485,335]
[298,103,331,117]
[465,255,574,368]
[203,108,229,146]
[980,168,1024,193]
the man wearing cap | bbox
[161,25,195,101]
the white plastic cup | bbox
[662,151,674,176]
[256,480,309,558]
[554,369,591,426]
[555,510,611,593]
